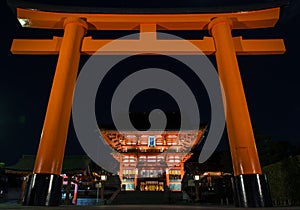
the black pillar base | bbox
[23,174,62,206]
[232,174,272,207]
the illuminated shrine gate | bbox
[101,129,205,191]
[8,1,286,208]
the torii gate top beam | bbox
[8,0,287,14]
[16,7,280,30]
[12,7,285,55]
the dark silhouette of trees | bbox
[254,130,293,166]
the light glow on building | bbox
[101,129,206,191]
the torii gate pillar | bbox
[209,17,272,207]
[22,17,87,206]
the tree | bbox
[254,130,293,166]
[263,155,300,206]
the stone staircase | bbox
[111,191,183,205]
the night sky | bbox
[1,0,300,166]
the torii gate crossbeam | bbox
[10,7,285,207]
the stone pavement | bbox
[1,204,300,210]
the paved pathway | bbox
[1,204,300,210]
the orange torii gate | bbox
[10,6,285,207]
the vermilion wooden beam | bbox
[17,7,280,30]
[232,36,285,55]
[11,37,62,55]
[11,36,285,55]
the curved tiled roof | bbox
[5,155,92,174]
